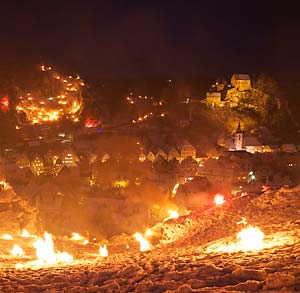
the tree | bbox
[253,74,283,100]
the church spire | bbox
[236,121,242,133]
[235,122,243,151]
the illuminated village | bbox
[0,63,300,292]
[1,2,300,292]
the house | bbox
[222,123,268,154]
[138,153,147,162]
[243,136,263,154]
[53,158,63,175]
[168,147,180,161]
[30,156,44,176]
[156,148,168,160]
[16,153,30,169]
[206,92,223,107]
[230,74,251,91]
[62,149,79,167]
[147,151,156,162]
[44,149,60,166]
[281,144,298,153]
[179,141,196,161]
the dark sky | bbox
[1,1,300,87]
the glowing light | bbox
[206,221,266,253]
[11,244,25,257]
[0,180,8,190]
[70,232,89,245]
[164,210,179,222]
[16,65,84,124]
[0,96,9,112]
[33,232,73,266]
[134,233,150,252]
[21,229,30,238]
[70,232,82,241]
[99,245,108,257]
[139,154,146,162]
[145,229,152,237]
[2,234,13,240]
[214,194,225,205]
[84,117,101,128]
[237,225,265,251]
[172,183,180,198]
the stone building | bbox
[230,74,251,91]
[206,92,223,107]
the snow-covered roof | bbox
[242,136,261,147]
[231,74,250,81]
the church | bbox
[220,123,270,154]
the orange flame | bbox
[214,194,225,205]
[99,245,108,257]
[134,233,150,252]
[32,232,73,266]
[2,234,13,240]
[164,210,179,222]
[11,244,25,257]
[237,225,265,251]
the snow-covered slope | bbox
[1,187,300,292]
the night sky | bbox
[1,1,300,92]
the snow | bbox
[1,187,300,292]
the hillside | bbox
[1,187,300,292]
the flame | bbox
[99,245,108,257]
[145,228,152,237]
[214,193,225,205]
[33,232,73,265]
[70,232,83,241]
[70,232,89,245]
[85,117,101,128]
[11,244,25,257]
[2,234,13,240]
[237,217,248,225]
[134,233,150,252]
[206,222,266,253]
[21,229,30,238]
[0,96,9,112]
[16,65,84,124]
[237,225,265,251]
[172,183,180,198]
[164,210,179,222]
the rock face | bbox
[0,185,38,234]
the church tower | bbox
[235,122,243,151]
